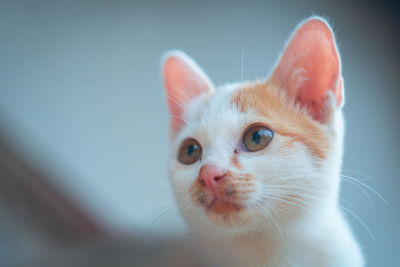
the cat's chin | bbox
[203,198,251,228]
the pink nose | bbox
[198,165,226,189]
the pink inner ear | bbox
[163,52,213,135]
[273,18,342,122]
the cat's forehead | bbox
[190,83,241,121]
[177,83,252,144]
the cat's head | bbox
[162,17,344,236]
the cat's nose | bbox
[198,164,227,189]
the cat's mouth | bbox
[189,173,255,227]
[200,195,250,228]
[205,196,244,215]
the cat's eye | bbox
[243,125,273,152]
[178,138,202,164]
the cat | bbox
[161,16,363,267]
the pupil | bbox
[187,145,195,157]
[252,131,261,144]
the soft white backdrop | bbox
[1,1,399,266]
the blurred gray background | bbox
[0,0,399,266]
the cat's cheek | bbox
[169,163,199,200]
[188,181,214,208]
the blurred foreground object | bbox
[0,127,202,267]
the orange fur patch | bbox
[232,80,330,159]
[230,153,243,170]
[189,170,255,227]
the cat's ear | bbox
[162,50,214,135]
[271,17,343,123]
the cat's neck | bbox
[192,204,343,266]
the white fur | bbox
[167,82,363,266]
[164,16,362,266]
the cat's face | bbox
[163,17,344,235]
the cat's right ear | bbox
[162,50,214,136]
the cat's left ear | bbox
[271,17,343,123]
[162,50,214,136]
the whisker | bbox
[342,206,374,240]
[254,202,282,236]
[341,174,388,206]
[339,197,355,209]
[261,193,318,215]
[259,186,325,196]
[341,169,371,181]
[341,177,373,207]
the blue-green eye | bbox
[178,138,202,164]
[243,125,273,152]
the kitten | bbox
[161,17,363,267]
